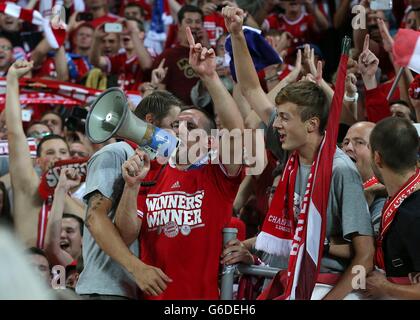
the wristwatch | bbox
[344,92,359,102]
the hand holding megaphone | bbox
[122,149,150,188]
[85,88,179,161]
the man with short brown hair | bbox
[365,117,420,299]
[225,6,375,300]
[5,60,83,248]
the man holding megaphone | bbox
[102,26,248,300]
[76,91,183,300]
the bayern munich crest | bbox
[163,221,179,238]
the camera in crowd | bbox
[64,106,88,134]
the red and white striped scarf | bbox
[0,2,66,49]
[36,157,88,249]
[257,38,350,300]
[0,138,37,158]
[375,169,420,270]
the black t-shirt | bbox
[384,190,420,277]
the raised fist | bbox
[222,6,245,35]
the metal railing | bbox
[220,228,281,300]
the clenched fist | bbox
[222,6,245,35]
[7,60,33,80]
[122,149,150,187]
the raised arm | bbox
[333,0,351,29]
[125,20,153,70]
[353,1,381,57]
[88,25,108,70]
[267,50,302,105]
[223,6,274,125]
[30,38,52,70]
[45,168,80,267]
[187,26,244,175]
[54,46,70,81]
[377,18,412,104]
[359,34,379,91]
[5,60,39,193]
[304,0,329,33]
[168,0,182,22]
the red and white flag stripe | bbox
[0,138,37,158]
[0,2,65,49]
[393,29,420,74]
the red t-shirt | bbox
[264,13,316,47]
[69,55,91,83]
[31,54,91,83]
[152,46,199,105]
[227,217,246,242]
[105,52,144,91]
[137,163,243,300]
[32,56,56,79]
[204,13,227,47]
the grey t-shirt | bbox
[75,142,139,299]
[0,157,9,177]
[294,148,374,273]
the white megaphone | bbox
[85,87,179,159]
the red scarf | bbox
[0,138,36,158]
[363,176,379,189]
[36,158,88,249]
[255,152,299,257]
[375,169,420,270]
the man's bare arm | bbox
[115,183,142,246]
[126,20,153,70]
[5,61,39,194]
[224,7,275,125]
[45,170,78,267]
[323,235,375,300]
[89,26,108,70]
[187,26,244,175]
[85,191,140,274]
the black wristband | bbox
[324,241,330,255]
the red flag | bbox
[393,29,420,73]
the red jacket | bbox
[364,80,400,123]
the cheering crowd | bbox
[0,0,419,300]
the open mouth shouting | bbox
[279,133,287,144]
[60,240,70,251]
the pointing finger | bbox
[158,58,166,69]
[186,27,195,47]
[363,34,370,52]
[295,49,302,68]
[316,60,323,82]
[207,48,215,57]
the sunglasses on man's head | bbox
[29,131,51,140]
